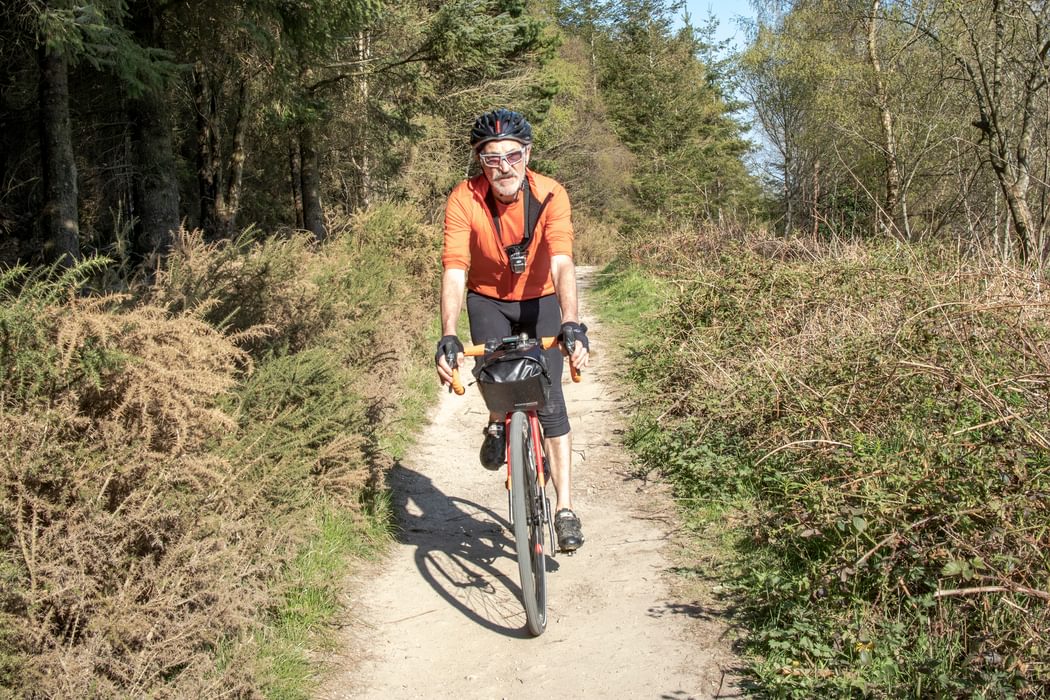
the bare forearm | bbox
[440,268,467,336]
[550,255,579,324]
[550,254,589,369]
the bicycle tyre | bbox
[508,410,547,636]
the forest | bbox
[1,0,1049,696]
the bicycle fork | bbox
[533,417,556,554]
[538,447,555,552]
[504,414,556,555]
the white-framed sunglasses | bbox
[478,146,528,168]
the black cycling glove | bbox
[560,322,589,354]
[435,334,464,368]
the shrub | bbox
[1,201,442,696]
[1,260,261,697]
[599,235,1050,697]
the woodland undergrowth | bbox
[597,227,1050,698]
[0,203,440,698]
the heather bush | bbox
[1,260,261,696]
[598,233,1050,697]
[1,202,441,696]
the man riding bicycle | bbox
[434,108,589,552]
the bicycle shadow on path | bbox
[387,461,560,639]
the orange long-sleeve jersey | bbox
[442,169,574,300]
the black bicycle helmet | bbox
[470,108,533,149]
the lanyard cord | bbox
[484,175,553,252]
[485,179,530,246]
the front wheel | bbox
[508,411,546,636]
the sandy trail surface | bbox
[322,267,740,699]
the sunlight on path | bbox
[321,266,740,699]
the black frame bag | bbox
[474,345,551,414]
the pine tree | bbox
[594,0,753,221]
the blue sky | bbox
[680,1,766,168]
[682,0,754,47]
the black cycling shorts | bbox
[466,290,570,438]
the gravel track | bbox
[321,267,740,699]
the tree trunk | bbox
[300,124,326,240]
[130,88,180,256]
[193,63,222,238]
[590,33,598,96]
[289,137,305,229]
[811,159,821,238]
[218,78,250,236]
[38,44,80,266]
[129,7,180,257]
[866,0,903,239]
[1041,89,1050,261]
[355,30,372,210]
[1001,175,1034,261]
[957,0,1044,261]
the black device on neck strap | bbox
[484,174,554,274]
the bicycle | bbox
[447,333,581,636]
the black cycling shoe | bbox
[479,421,505,471]
[554,509,584,552]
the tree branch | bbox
[934,585,1050,602]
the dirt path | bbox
[322,267,740,699]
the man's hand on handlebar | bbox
[444,334,587,394]
[435,335,465,389]
[560,321,590,372]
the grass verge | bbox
[257,507,390,700]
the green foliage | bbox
[272,0,382,61]
[589,0,756,223]
[34,0,176,95]
[597,236,1050,697]
[426,0,542,70]
[591,263,669,328]
[2,0,566,255]
[227,348,373,513]
[149,206,439,362]
[148,228,323,354]
[0,259,112,405]
[531,32,633,225]
[256,508,389,700]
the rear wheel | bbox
[508,411,546,636]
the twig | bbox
[16,493,37,591]
[897,359,952,376]
[385,609,436,624]
[856,532,900,568]
[934,585,1050,601]
[855,515,937,568]
[1000,596,1029,614]
[950,412,1021,436]
[754,439,852,466]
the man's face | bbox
[478,139,530,203]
